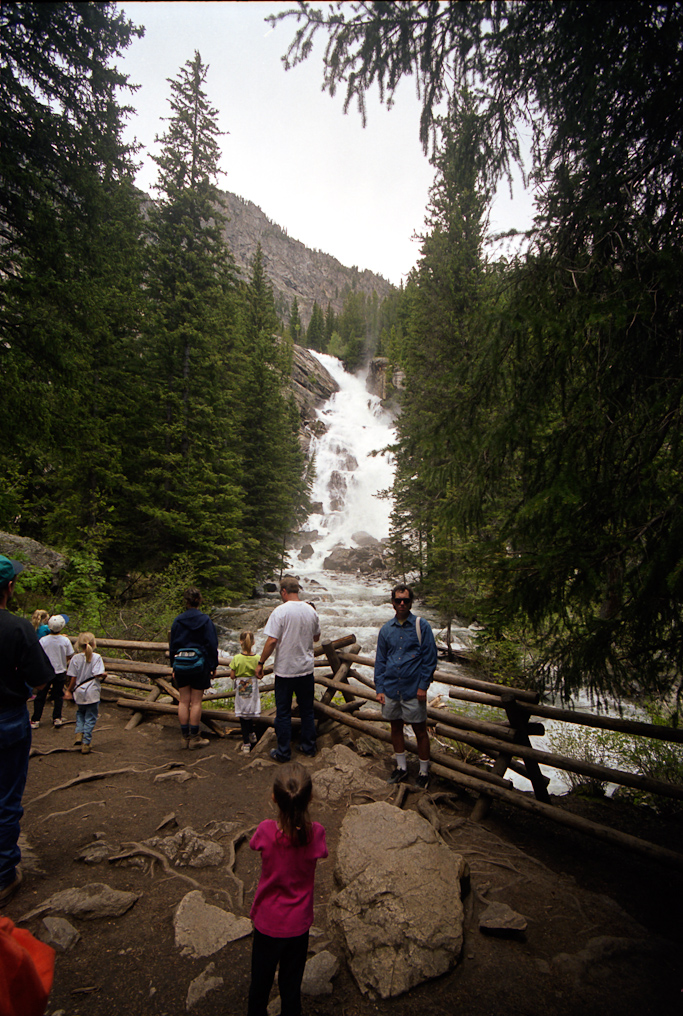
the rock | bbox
[329,802,466,998]
[174,891,252,959]
[550,935,654,982]
[322,543,389,577]
[0,531,66,582]
[313,744,387,803]
[301,950,340,995]
[365,358,405,405]
[154,770,196,783]
[328,470,347,511]
[299,544,314,560]
[145,827,225,868]
[479,901,528,934]
[351,531,381,547]
[289,343,339,431]
[76,839,118,864]
[21,883,142,922]
[40,916,81,951]
[286,530,320,550]
[212,604,277,637]
[186,962,224,1011]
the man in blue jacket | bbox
[374,584,437,789]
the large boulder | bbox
[329,802,466,998]
[322,543,389,577]
[0,532,66,583]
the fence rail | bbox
[95,633,682,870]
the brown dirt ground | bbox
[9,695,683,1016]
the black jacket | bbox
[169,609,218,672]
[0,609,56,712]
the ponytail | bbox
[75,631,96,664]
[240,630,255,653]
[273,762,313,846]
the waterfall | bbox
[301,352,397,566]
[288,353,403,651]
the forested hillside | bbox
[277,1,683,704]
[0,5,312,600]
[218,189,393,325]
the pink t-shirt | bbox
[249,819,328,937]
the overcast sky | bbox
[116,1,534,285]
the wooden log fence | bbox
[96,630,683,869]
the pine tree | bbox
[135,51,246,590]
[0,2,144,549]
[240,246,311,576]
[306,301,326,352]
[324,302,336,350]
[288,297,302,345]
[390,101,491,617]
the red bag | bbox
[0,916,55,1016]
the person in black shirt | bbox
[0,555,55,906]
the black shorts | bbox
[173,668,212,691]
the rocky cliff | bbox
[289,343,339,453]
[365,356,405,409]
[220,190,394,324]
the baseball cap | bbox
[0,555,25,587]
[48,614,69,633]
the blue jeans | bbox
[0,706,31,888]
[274,674,316,759]
[75,702,99,745]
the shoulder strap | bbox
[415,616,422,645]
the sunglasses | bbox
[393,597,411,605]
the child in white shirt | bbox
[34,614,73,728]
[66,632,105,754]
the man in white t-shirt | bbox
[256,577,321,761]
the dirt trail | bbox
[10,699,682,1016]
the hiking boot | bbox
[0,870,23,908]
[415,772,430,790]
[188,734,209,750]
[74,733,83,745]
[81,744,91,754]
[387,767,408,785]
[180,734,190,749]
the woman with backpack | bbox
[169,588,218,750]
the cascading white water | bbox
[301,352,397,566]
[291,352,404,652]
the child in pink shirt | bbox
[248,762,327,1016]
